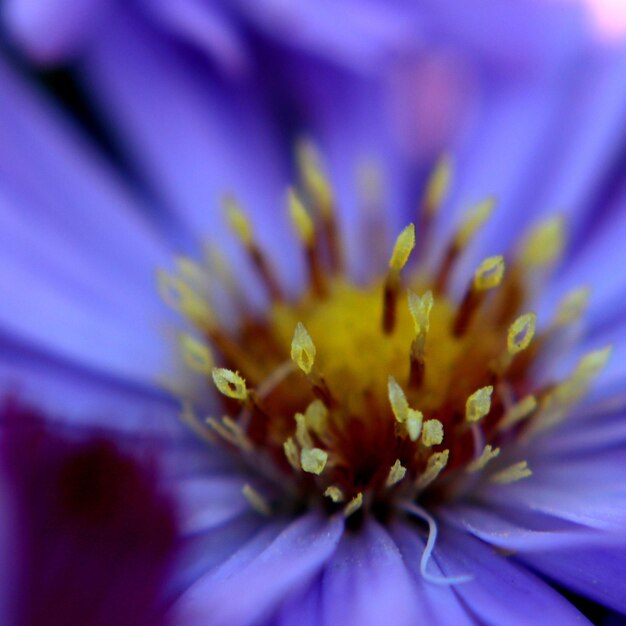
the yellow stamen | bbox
[473,255,506,291]
[497,395,537,431]
[421,419,444,447]
[388,376,409,423]
[466,386,493,422]
[490,461,532,484]
[520,216,566,269]
[294,412,314,449]
[300,448,328,475]
[180,402,215,443]
[456,198,495,248]
[507,312,537,356]
[206,416,251,450]
[212,368,248,401]
[406,409,424,442]
[386,459,407,487]
[416,450,450,490]
[324,485,345,503]
[224,196,253,245]
[304,399,328,433]
[179,334,213,374]
[158,270,215,326]
[283,437,300,470]
[554,287,590,327]
[291,322,317,375]
[466,444,500,473]
[424,155,452,216]
[408,290,434,338]
[344,492,364,517]
[288,188,315,244]
[242,484,272,516]
[389,223,416,273]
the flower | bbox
[2,12,626,626]
[0,399,179,626]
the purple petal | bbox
[3,0,107,62]
[521,544,626,614]
[81,9,301,296]
[319,519,423,626]
[172,513,343,626]
[391,522,476,625]
[434,525,591,625]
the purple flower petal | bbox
[434,525,591,625]
[318,519,423,626]
[172,513,343,626]
[391,522,476,626]
[520,544,626,614]
[2,0,107,62]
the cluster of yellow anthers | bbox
[160,146,611,520]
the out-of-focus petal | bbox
[172,513,343,626]
[2,0,107,62]
[434,526,591,625]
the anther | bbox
[554,287,590,327]
[242,484,272,516]
[407,290,434,388]
[466,445,500,473]
[179,334,214,374]
[453,256,505,336]
[416,450,450,490]
[283,437,300,470]
[225,196,283,301]
[490,460,532,484]
[300,448,328,475]
[324,486,345,503]
[289,188,326,297]
[386,459,407,487]
[519,216,566,269]
[383,224,416,333]
[388,376,409,423]
[212,368,248,401]
[421,419,444,447]
[466,386,493,423]
[406,409,424,442]
[507,312,537,356]
[434,198,495,293]
[344,492,364,517]
[497,395,537,431]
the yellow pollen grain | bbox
[424,155,452,215]
[416,450,449,490]
[294,412,314,449]
[300,447,328,475]
[466,386,493,422]
[520,216,565,268]
[389,223,416,272]
[421,419,444,447]
[224,197,253,245]
[466,444,500,473]
[386,459,407,487]
[388,376,409,423]
[406,409,423,442]
[473,256,505,291]
[288,188,315,244]
[212,368,248,401]
[490,461,532,484]
[283,437,300,470]
[507,312,537,356]
[324,485,345,503]
[344,492,364,517]
[179,334,213,374]
[497,395,537,431]
[242,484,272,516]
[555,287,590,326]
[456,198,495,248]
[407,289,434,337]
[291,322,317,375]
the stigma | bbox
[160,146,610,520]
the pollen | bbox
[162,146,608,521]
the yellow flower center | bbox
[160,147,610,520]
